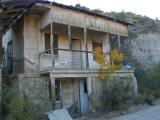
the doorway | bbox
[71,39,82,69]
[7,40,13,74]
[80,79,89,114]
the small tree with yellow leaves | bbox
[93,47,124,80]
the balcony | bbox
[38,48,110,72]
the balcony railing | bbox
[38,48,131,72]
[38,48,98,71]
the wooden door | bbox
[71,39,82,69]
[80,79,89,114]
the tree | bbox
[93,47,123,80]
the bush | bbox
[137,63,160,99]
[101,78,135,111]
[5,87,47,120]
[143,93,155,106]
[133,94,145,105]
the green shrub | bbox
[133,94,145,105]
[101,78,135,111]
[5,87,47,120]
[143,93,155,106]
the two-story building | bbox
[2,0,137,114]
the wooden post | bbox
[108,33,113,65]
[84,27,89,69]
[68,25,72,50]
[0,8,2,119]
[0,8,2,65]
[87,77,92,95]
[50,77,56,109]
[118,35,121,51]
[50,22,55,68]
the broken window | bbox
[48,79,61,101]
[44,33,51,51]
[44,33,58,55]
[7,40,13,74]
[109,34,119,51]
[53,34,58,56]
[55,80,61,101]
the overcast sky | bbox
[52,0,160,20]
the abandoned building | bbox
[1,0,137,115]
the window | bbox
[53,34,58,56]
[92,42,103,51]
[48,79,61,101]
[7,40,13,74]
[44,33,51,51]
[55,80,61,101]
[44,33,58,55]
[92,42,103,60]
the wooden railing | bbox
[38,48,110,71]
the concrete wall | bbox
[18,73,50,112]
[23,15,40,73]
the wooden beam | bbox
[84,27,89,69]
[0,8,3,64]
[68,25,72,49]
[50,77,56,109]
[118,35,121,51]
[50,22,55,68]
[108,33,113,65]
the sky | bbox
[51,0,160,20]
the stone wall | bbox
[18,73,50,112]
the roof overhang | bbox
[0,0,132,36]
[0,0,38,35]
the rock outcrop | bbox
[131,32,160,68]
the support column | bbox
[103,33,110,53]
[108,33,113,65]
[50,22,55,68]
[50,77,56,109]
[118,35,121,51]
[87,76,92,95]
[84,27,89,69]
[68,25,72,50]
[132,74,138,95]
[0,8,3,119]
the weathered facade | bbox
[2,0,137,115]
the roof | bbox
[0,0,132,35]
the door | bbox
[80,80,89,114]
[7,41,13,74]
[71,39,82,69]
